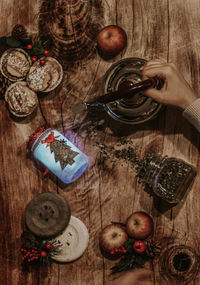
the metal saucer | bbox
[102,57,162,125]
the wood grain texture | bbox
[0,0,200,284]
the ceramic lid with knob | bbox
[50,216,89,262]
[25,192,71,238]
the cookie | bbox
[5,81,38,117]
[26,57,63,92]
[0,48,31,81]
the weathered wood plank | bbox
[1,0,200,284]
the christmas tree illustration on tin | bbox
[50,140,79,170]
[42,131,79,170]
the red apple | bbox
[126,211,154,239]
[133,240,146,254]
[97,25,127,56]
[99,224,128,252]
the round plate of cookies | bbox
[0,48,64,118]
[26,57,63,93]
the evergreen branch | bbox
[111,238,148,274]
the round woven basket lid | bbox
[51,216,89,262]
[25,192,71,238]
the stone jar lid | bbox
[25,192,71,238]
[50,216,89,262]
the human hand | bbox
[141,59,198,110]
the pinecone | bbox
[145,240,161,258]
[0,72,10,97]
[12,24,29,42]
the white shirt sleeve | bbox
[183,98,200,132]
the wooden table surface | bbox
[1,0,200,284]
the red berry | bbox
[40,59,46,65]
[31,56,37,63]
[43,50,50,56]
[27,44,32,50]
[133,241,146,254]
[45,243,52,250]
[40,251,47,257]
[110,250,115,255]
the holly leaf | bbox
[111,252,146,274]
[32,41,42,48]
[20,37,32,45]
[6,36,21,47]
[124,238,136,253]
[111,237,148,274]
[27,47,43,56]
[0,37,7,45]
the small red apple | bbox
[133,240,146,254]
[99,224,128,252]
[97,25,127,56]
[126,211,154,239]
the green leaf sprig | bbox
[111,238,148,274]
[0,35,47,57]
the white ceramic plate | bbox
[51,216,89,262]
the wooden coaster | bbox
[25,192,71,238]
